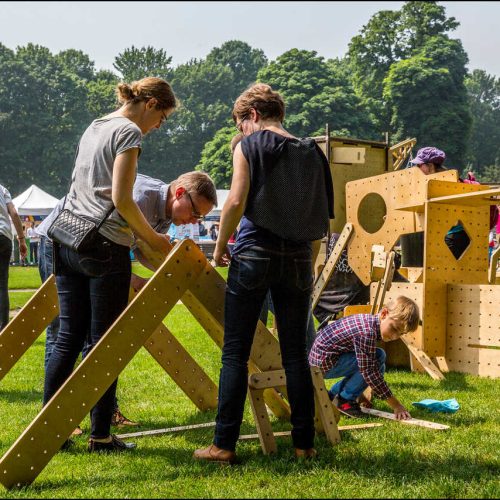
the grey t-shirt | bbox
[0,185,13,240]
[38,175,171,243]
[66,116,142,247]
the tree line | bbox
[0,1,499,198]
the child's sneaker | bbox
[333,396,364,418]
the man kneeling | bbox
[309,296,419,420]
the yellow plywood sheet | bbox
[423,203,489,357]
[332,147,366,164]
[446,284,500,377]
[0,240,206,489]
[346,168,458,284]
[0,276,58,382]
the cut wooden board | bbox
[360,407,449,430]
[116,422,216,439]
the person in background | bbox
[0,184,27,330]
[27,221,40,265]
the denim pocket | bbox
[78,241,113,278]
[294,257,313,291]
[236,253,270,290]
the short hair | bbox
[116,77,177,110]
[232,83,285,123]
[172,171,218,207]
[384,296,420,334]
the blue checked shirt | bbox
[309,314,393,400]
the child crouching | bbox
[308,296,419,420]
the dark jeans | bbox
[43,234,131,438]
[30,241,39,264]
[0,235,12,330]
[214,244,315,451]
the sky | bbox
[1,1,499,77]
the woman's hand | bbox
[152,233,172,255]
[130,273,149,292]
[212,245,231,267]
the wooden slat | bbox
[0,241,206,489]
[116,422,216,439]
[400,337,445,381]
[360,407,449,430]
[311,223,354,309]
[144,324,218,411]
[0,275,58,382]
[311,366,340,443]
[248,388,277,455]
[249,370,286,390]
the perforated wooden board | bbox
[0,240,206,489]
[423,202,489,357]
[346,168,457,284]
[0,275,58,382]
[446,284,500,377]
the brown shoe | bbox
[111,409,140,428]
[294,447,317,459]
[193,444,237,464]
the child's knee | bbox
[375,347,386,366]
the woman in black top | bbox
[194,83,333,463]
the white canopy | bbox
[12,185,59,216]
[210,189,230,215]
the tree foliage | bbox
[113,46,173,81]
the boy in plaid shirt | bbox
[309,296,419,419]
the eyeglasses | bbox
[159,109,168,127]
[184,191,204,220]
[235,115,248,133]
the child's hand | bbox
[394,405,411,420]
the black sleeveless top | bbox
[238,130,333,244]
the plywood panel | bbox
[446,284,500,377]
[346,168,458,284]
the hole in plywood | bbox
[444,220,471,260]
[358,193,387,234]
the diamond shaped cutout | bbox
[444,220,471,260]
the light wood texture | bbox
[248,388,278,455]
[0,275,58,382]
[144,324,218,411]
[428,187,500,207]
[360,407,450,430]
[332,147,366,164]
[311,366,341,442]
[311,223,354,309]
[116,422,216,439]
[0,240,206,489]
[446,284,500,377]
[389,138,416,171]
[346,168,457,284]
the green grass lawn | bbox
[8,266,42,289]
[0,301,498,498]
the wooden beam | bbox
[360,407,449,430]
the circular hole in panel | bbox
[357,193,387,234]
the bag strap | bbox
[64,138,116,227]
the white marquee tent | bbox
[12,185,59,217]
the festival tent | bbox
[12,185,59,217]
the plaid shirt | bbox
[309,314,393,400]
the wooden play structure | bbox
[0,131,498,489]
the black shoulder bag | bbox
[47,142,115,253]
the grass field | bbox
[0,301,498,498]
[1,263,498,498]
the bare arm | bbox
[213,144,250,264]
[133,247,156,272]
[7,202,27,258]
[386,395,411,420]
[112,149,170,255]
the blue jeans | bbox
[214,244,315,451]
[0,235,12,330]
[43,234,131,438]
[325,348,386,402]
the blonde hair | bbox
[384,296,420,334]
[116,77,177,110]
[232,83,285,123]
[171,171,218,206]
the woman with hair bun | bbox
[44,77,177,452]
[194,83,334,463]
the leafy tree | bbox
[55,49,95,81]
[465,69,500,173]
[87,70,119,118]
[383,36,471,168]
[113,46,173,82]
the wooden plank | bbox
[360,407,449,430]
[144,324,218,411]
[249,370,286,390]
[239,424,383,441]
[332,147,366,164]
[428,187,500,207]
[0,240,206,489]
[311,223,354,309]
[400,337,444,381]
[248,388,277,455]
[116,422,216,439]
[0,275,58,382]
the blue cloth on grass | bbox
[412,398,459,413]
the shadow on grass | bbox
[0,388,43,404]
